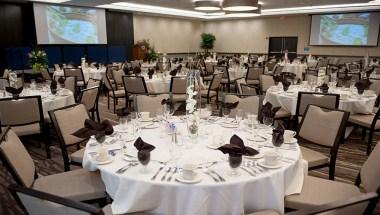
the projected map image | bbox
[319,13,369,45]
[46,6,99,44]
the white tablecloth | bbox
[280,63,307,80]
[53,67,106,82]
[145,77,171,93]
[265,85,376,115]
[2,88,75,119]
[229,67,246,80]
[83,121,305,215]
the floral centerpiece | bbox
[186,69,201,141]
[28,46,48,74]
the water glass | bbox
[263,116,274,128]
[228,154,242,176]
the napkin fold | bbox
[365,66,375,78]
[282,78,291,91]
[133,67,141,76]
[272,123,285,146]
[72,119,114,140]
[58,76,65,86]
[50,80,57,90]
[161,98,173,106]
[170,69,178,76]
[273,75,282,84]
[148,68,154,79]
[220,101,239,110]
[259,102,281,122]
[5,86,23,97]
[116,107,131,117]
[318,83,329,93]
[134,137,156,160]
[355,79,372,94]
[218,135,259,156]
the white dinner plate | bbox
[243,153,264,159]
[175,173,202,184]
[220,122,239,128]
[257,160,283,169]
[93,156,114,165]
[139,118,153,122]
[142,123,160,129]
[284,138,297,144]
[246,135,266,142]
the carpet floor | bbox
[0,95,379,214]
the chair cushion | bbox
[247,210,280,215]
[11,123,41,136]
[103,205,152,215]
[348,114,380,129]
[246,80,260,85]
[33,169,106,202]
[203,76,213,81]
[113,90,125,97]
[285,176,361,210]
[171,94,187,102]
[300,146,329,168]
[77,81,85,87]
[200,90,216,97]
[274,108,291,119]
[69,148,85,163]
[221,78,231,84]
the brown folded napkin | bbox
[58,76,65,86]
[170,69,178,76]
[273,75,282,84]
[282,79,291,91]
[229,135,259,156]
[134,137,156,161]
[220,101,239,110]
[72,119,114,140]
[318,83,329,93]
[116,107,131,118]
[50,80,57,90]
[161,98,173,106]
[272,123,285,146]
[5,86,23,97]
[148,68,154,79]
[133,67,141,75]
[259,102,281,122]
[217,144,243,156]
[355,79,372,94]
[365,67,375,78]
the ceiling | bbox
[29,0,380,19]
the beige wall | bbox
[133,14,380,56]
[133,14,205,53]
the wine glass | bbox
[263,116,274,128]
[228,154,242,176]
[118,116,128,140]
[137,151,150,173]
[272,135,284,153]
[222,107,230,121]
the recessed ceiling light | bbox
[206,12,226,16]
[223,0,259,11]
[194,0,221,11]
[225,13,260,18]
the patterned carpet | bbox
[0,95,379,214]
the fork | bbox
[151,166,164,180]
[161,167,172,181]
[167,167,177,182]
[116,163,137,174]
[203,170,219,182]
[209,169,225,182]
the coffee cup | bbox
[264,151,280,166]
[284,130,296,143]
[140,112,150,120]
[182,163,196,180]
[96,147,109,162]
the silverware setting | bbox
[161,167,172,181]
[151,166,165,180]
[116,162,138,174]
[167,167,178,182]
[240,166,255,176]
[203,170,219,182]
[209,169,226,182]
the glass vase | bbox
[186,69,201,141]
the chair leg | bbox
[107,94,110,110]
[361,128,366,141]
[367,130,374,155]
[113,98,116,113]
[96,109,100,122]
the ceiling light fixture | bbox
[206,12,226,16]
[223,0,259,11]
[194,0,221,11]
[28,0,70,3]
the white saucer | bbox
[257,160,282,169]
[139,118,153,122]
[243,153,264,159]
[175,173,202,184]
[284,138,297,144]
[94,156,114,165]
[206,143,220,149]
[220,122,239,128]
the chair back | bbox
[106,66,116,81]
[296,92,340,117]
[337,72,361,84]
[0,77,9,89]
[112,69,124,86]
[260,75,275,93]
[41,68,52,81]
[360,140,380,193]
[223,94,262,117]
[298,105,349,148]
[80,87,100,111]
[205,62,215,75]
[86,78,101,89]
[131,61,141,69]
[122,76,148,94]
[273,65,283,75]
[240,84,258,95]
[8,184,104,215]
[49,104,89,146]
[235,78,246,94]
[318,58,329,68]
[209,73,223,91]
[170,77,187,94]
[134,94,169,116]
[0,127,36,187]
[214,66,228,79]
[246,67,264,81]
[266,61,277,72]
[63,68,84,82]
[103,74,114,91]
[64,76,77,96]
[0,96,43,130]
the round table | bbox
[145,76,171,93]
[2,88,75,119]
[53,67,106,82]
[83,119,305,215]
[228,67,246,80]
[280,63,307,80]
[265,85,377,115]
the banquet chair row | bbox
[0,126,107,203]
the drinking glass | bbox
[228,154,242,176]
[222,108,230,120]
[263,116,274,128]
[137,151,150,173]
[272,135,284,153]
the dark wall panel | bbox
[108,46,126,62]
[42,46,62,67]
[87,46,108,63]
[63,46,85,64]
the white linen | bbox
[265,85,376,115]
[145,77,171,93]
[1,88,75,119]
[228,67,246,80]
[280,63,307,80]
[83,121,305,215]
[53,67,106,82]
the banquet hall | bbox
[1,0,380,214]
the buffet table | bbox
[83,119,305,215]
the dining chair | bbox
[272,65,284,76]
[246,66,264,86]
[304,69,318,82]
[131,61,141,69]
[214,65,231,92]
[8,184,106,215]
[235,77,258,95]
[64,76,77,101]
[297,105,349,180]
[348,107,380,155]
[112,69,124,90]
[259,74,275,94]
[170,76,187,103]
[134,94,170,117]
[79,86,101,122]
[201,73,223,104]
[41,67,52,81]
[104,73,125,113]
[49,104,90,171]
[348,63,361,73]
[286,137,380,213]
[63,68,86,88]
[0,96,50,158]
[122,75,148,107]
[369,78,380,106]
[0,126,106,202]
[105,66,117,84]
[266,61,277,73]
[222,93,263,118]
[295,91,340,129]
[0,77,9,89]
[337,72,361,87]
[203,63,216,84]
